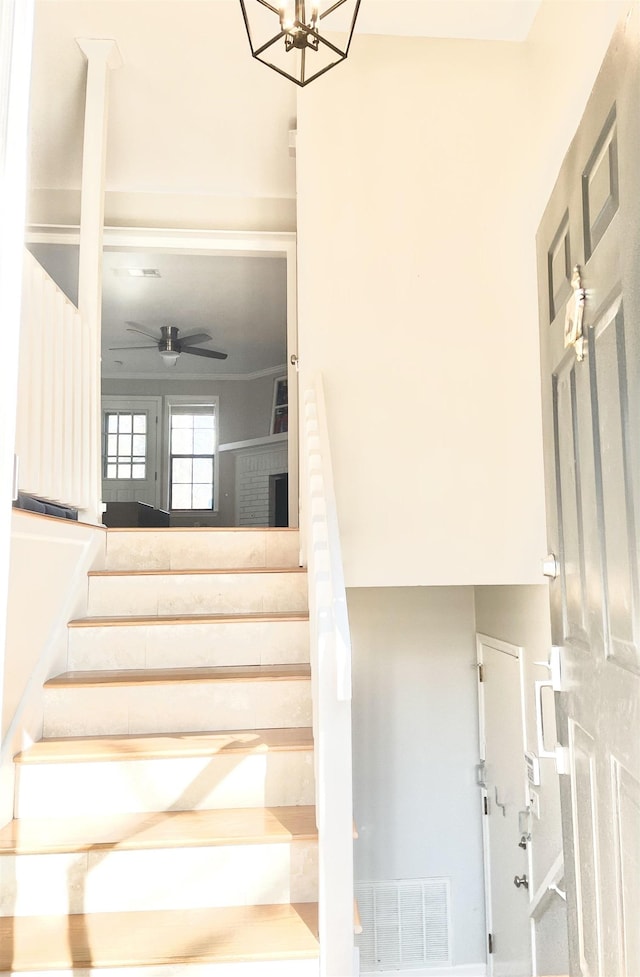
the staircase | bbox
[0,527,320,977]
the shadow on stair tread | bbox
[15,727,315,764]
[0,904,320,971]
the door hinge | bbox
[478,663,484,682]
[483,796,488,816]
[488,933,494,954]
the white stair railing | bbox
[15,249,92,511]
[301,374,355,977]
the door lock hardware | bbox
[564,265,586,361]
[513,875,529,890]
[541,553,559,578]
[518,807,531,836]
[534,646,563,691]
[518,835,528,850]
[494,787,507,817]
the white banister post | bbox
[76,37,122,523]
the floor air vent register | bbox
[355,878,451,972]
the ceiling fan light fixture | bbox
[160,349,179,367]
[239,0,361,87]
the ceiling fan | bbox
[109,322,228,366]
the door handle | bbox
[513,875,529,890]
[475,762,487,788]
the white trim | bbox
[219,433,287,453]
[359,966,487,977]
[102,364,288,383]
[27,224,297,254]
[163,394,220,513]
[475,633,530,977]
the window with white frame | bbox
[169,403,217,510]
[103,411,147,479]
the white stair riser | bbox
[0,960,320,977]
[105,530,300,572]
[0,841,317,916]
[87,572,307,617]
[43,680,312,737]
[15,752,315,819]
[68,620,310,671]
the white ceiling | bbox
[353,0,540,41]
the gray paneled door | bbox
[536,8,640,976]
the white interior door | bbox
[101,396,161,508]
[536,9,640,975]
[477,634,531,977]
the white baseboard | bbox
[360,966,487,977]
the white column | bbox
[76,38,122,523]
[0,0,34,825]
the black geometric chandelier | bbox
[239,0,361,87]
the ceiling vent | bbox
[112,268,161,279]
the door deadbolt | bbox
[513,875,529,890]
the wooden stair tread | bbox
[45,664,311,688]
[15,727,314,764]
[69,610,310,628]
[0,904,319,971]
[88,566,306,577]
[0,806,318,855]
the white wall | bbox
[348,586,485,968]
[1,512,105,826]
[296,0,628,589]
[27,1,296,233]
[297,32,544,588]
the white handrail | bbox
[14,250,92,511]
[301,373,355,977]
[529,851,565,919]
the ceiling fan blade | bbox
[125,322,160,341]
[108,345,158,351]
[177,332,212,346]
[181,346,228,360]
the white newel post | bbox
[76,38,122,524]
